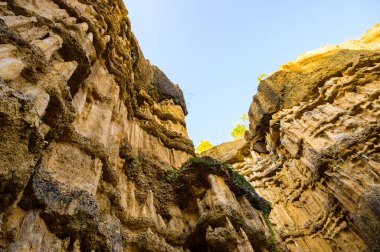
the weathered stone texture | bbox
[2,0,378,251]
[209,24,380,252]
[0,1,273,251]
[199,139,249,164]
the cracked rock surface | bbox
[208,24,380,252]
[0,1,274,251]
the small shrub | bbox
[230,114,249,140]
[196,140,213,154]
[231,124,248,140]
[257,73,267,83]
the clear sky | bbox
[124,0,379,147]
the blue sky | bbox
[124,0,379,147]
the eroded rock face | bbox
[0,83,44,212]
[208,24,380,252]
[247,25,380,148]
[199,139,250,164]
[0,1,273,251]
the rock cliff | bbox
[1,0,379,251]
[0,0,275,251]
[208,24,380,251]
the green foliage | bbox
[262,208,277,252]
[257,73,267,83]
[260,202,272,215]
[187,157,221,166]
[231,114,249,140]
[258,200,276,252]
[165,169,179,181]
[196,140,213,154]
[231,124,247,140]
[231,169,252,193]
[239,114,249,122]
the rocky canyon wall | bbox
[1,0,379,251]
[0,0,275,251]
[208,24,380,251]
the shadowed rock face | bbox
[206,24,380,252]
[0,1,275,251]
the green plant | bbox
[231,169,252,193]
[262,209,276,252]
[187,157,221,166]
[196,140,213,154]
[231,124,247,140]
[257,73,267,83]
[239,114,249,121]
[230,114,249,140]
[259,200,276,252]
[165,169,179,181]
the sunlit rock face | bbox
[207,24,380,252]
[0,0,275,251]
[199,139,250,164]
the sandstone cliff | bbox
[1,0,379,251]
[207,25,380,251]
[0,1,275,251]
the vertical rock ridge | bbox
[207,24,380,252]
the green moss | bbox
[261,203,276,252]
[186,157,220,166]
[260,201,272,216]
[164,169,180,181]
[231,169,253,195]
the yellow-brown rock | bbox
[1,0,378,250]
[200,139,250,164]
[217,24,380,252]
[248,24,380,147]
[0,1,274,251]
